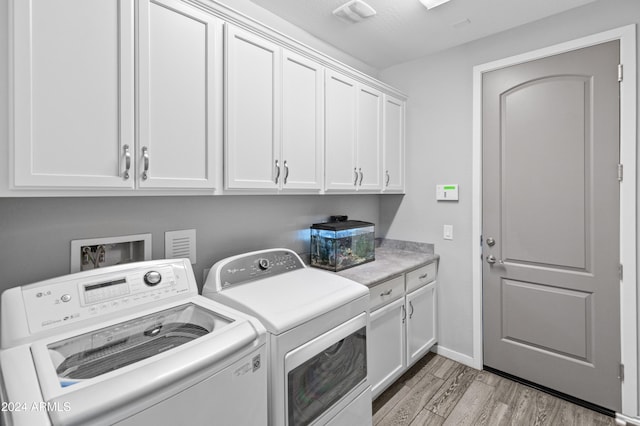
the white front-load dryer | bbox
[0,259,267,426]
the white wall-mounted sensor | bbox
[436,184,459,201]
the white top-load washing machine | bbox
[0,259,267,426]
[203,248,372,426]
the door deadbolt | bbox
[486,237,496,247]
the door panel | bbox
[356,87,382,190]
[502,77,590,269]
[13,0,134,188]
[325,71,357,190]
[281,51,323,190]
[225,26,280,189]
[482,41,620,411]
[383,95,405,192]
[138,0,220,188]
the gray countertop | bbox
[336,239,439,287]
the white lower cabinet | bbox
[369,263,438,399]
[406,282,437,365]
[370,296,406,398]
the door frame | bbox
[471,25,637,415]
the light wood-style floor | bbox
[372,353,616,426]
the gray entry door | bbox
[482,40,621,411]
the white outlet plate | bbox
[443,225,454,240]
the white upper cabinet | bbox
[12,0,135,189]
[325,71,382,192]
[138,0,222,189]
[10,0,221,193]
[6,0,403,196]
[356,86,383,191]
[224,30,323,193]
[383,95,405,193]
[324,71,358,191]
[280,51,324,191]
[225,25,281,190]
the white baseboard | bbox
[617,413,640,425]
[433,345,481,370]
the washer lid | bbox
[207,268,368,334]
[49,303,229,385]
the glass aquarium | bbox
[310,220,375,272]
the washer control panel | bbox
[218,249,305,289]
[21,262,191,334]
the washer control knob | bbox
[257,258,270,271]
[61,294,72,303]
[144,271,162,286]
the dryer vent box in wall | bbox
[71,234,152,273]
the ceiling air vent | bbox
[332,0,376,23]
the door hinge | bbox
[619,264,624,281]
[618,64,623,82]
[618,164,623,182]
[619,363,625,381]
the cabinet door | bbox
[383,95,405,192]
[138,0,222,189]
[225,25,281,190]
[370,297,406,399]
[406,282,437,366]
[281,51,324,191]
[12,0,134,189]
[324,70,357,191]
[356,86,382,191]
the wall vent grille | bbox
[165,229,196,264]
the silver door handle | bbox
[142,146,149,180]
[380,289,393,297]
[275,160,281,184]
[353,168,358,186]
[486,255,504,265]
[385,170,390,187]
[284,160,289,185]
[358,168,363,186]
[409,301,414,319]
[123,144,131,180]
[401,304,406,323]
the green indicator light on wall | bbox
[436,184,459,201]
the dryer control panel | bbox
[19,260,193,335]
[215,249,305,289]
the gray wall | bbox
[0,195,380,291]
[378,0,640,359]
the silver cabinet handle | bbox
[123,144,131,180]
[284,160,289,185]
[353,168,358,186]
[275,160,281,184]
[385,170,390,187]
[142,146,149,180]
[409,301,414,319]
[401,304,406,324]
[358,168,363,186]
[380,289,393,297]
[419,273,429,280]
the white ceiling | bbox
[249,0,596,69]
